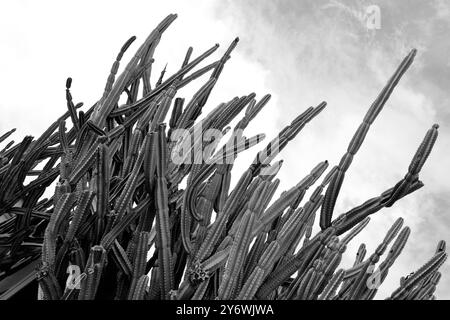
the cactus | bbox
[0,14,446,301]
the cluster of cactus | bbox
[0,14,446,300]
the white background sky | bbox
[1,0,449,299]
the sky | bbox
[0,0,449,299]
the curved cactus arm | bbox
[333,179,423,236]
[91,14,177,127]
[180,164,216,253]
[382,124,439,207]
[102,36,136,100]
[390,251,447,300]
[321,49,417,229]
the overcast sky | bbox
[1,0,449,299]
